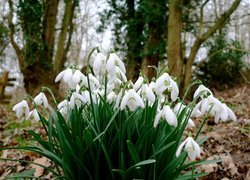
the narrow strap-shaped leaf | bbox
[127,140,140,164]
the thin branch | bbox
[198,0,210,37]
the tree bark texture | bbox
[126,0,144,81]
[167,0,184,82]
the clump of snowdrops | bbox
[8,48,236,179]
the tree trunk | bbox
[42,0,59,66]
[167,0,183,82]
[54,0,76,74]
[141,23,160,80]
[126,0,143,81]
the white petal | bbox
[187,149,196,161]
[58,100,68,109]
[106,56,115,72]
[13,100,27,111]
[164,106,178,127]
[188,118,195,127]
[176,138,188,157]
[120,92,129,110]
[227,107,237,121]
[16,108,23,119]
[72,70,83,84]
[133,91,144,108]
[145,86,155,103]
[114,90,123,109]
[93,55,102,71]
[63,68,73,82]
[41,93,49,109]
[153,111,162,128]
[127,101,138,111]
[55,70,65,82]
[134,77,144,91]
[191,139,201,158]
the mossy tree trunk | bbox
[8,0,77,94]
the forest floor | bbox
[0,84,249,179]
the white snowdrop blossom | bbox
[107,91,117,103]
[176,137,201,161]
[154,105,178,127]
[70,92,87,109]
[154,73,179,101]
[12,100,30,120]
[193,85,213,100]
[108,66,127,84]
[120,89,144,111]
[138,84,155,104]
[193,94,236,123]
[214,103,237,123]
[106,52,126,74]
[93,52,107,78]
[29,109,40,121]
[58,100,69,116]
[72,70,86,86]
[34,92,49,109]
[88,74,101,90]
[55,68,86,89]
[174,102,186,116]
[55,68,73,83]
[107,78,122,91]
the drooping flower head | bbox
[176,137,201,161]
[12,100,30,120]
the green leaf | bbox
[83,128,93,148]
[127,140,140,164]
[134,159,156,168]
[6,169,35,179]
[153,141,176,156]
[113,169,126,177]
[175,172,209,180]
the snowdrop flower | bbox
[138,84,155,104]
[55,68,73,83]
[58,100,69,116]
[174,102,186,116]
[88,74,101,90]
[106,52,126,74]
[154,73,179,101]
[214,103,237,123]
[193,85,212,100]
[133,76,144,91]
[34,92,49,109]
[82,90,92,104]
[72,70,86,86]
[29,109,40,121]
[176,137,201,161]
[69,92,87,109]
[107,78,122,91]
[120,89,144,111]
[154,105,178,127]
[107,91,117,103]
[93,52,107,77]
[173,103,196,127]
[149,81,156,92]
[168,78,179,101]
[108,66,127,83]
[55,68,86,89]
[12,100,30,120]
